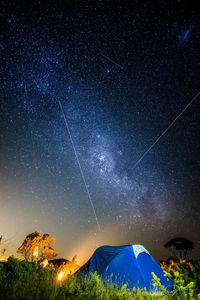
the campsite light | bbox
[58,272,63,281]
[40,258,48,268]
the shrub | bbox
[0,256,199,299]
[0,256,57,300]
[160,259,200,297]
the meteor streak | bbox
[133,91,200,168]
[99,52,124,69]
[58,101,101,231]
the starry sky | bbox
[0,0,200,264]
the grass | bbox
[0,256,200,299]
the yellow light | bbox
[40,258,48,268]
[58,272,63,281]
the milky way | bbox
[0,0,200,262]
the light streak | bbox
[99,52,124,70]
[58,101,101,231]
[133,91,200,168]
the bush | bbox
[0,257,165,300]
[0,256,57,300]
[0,256,199,299]
[161,259,200,298]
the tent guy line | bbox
[133,91,200,168]
[58,100,101,232]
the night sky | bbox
[0,0,200,264]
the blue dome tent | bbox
[78,245,172,291]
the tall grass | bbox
[161,259,200,298]
[0,256,199,299]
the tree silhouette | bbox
[0,236,6,258]
[17,231,58,262]
[164,237,194,260]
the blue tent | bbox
[78,245,172,291]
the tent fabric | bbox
[78,245,172,291]
[88,245,129,274]
[77,245,129,275]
